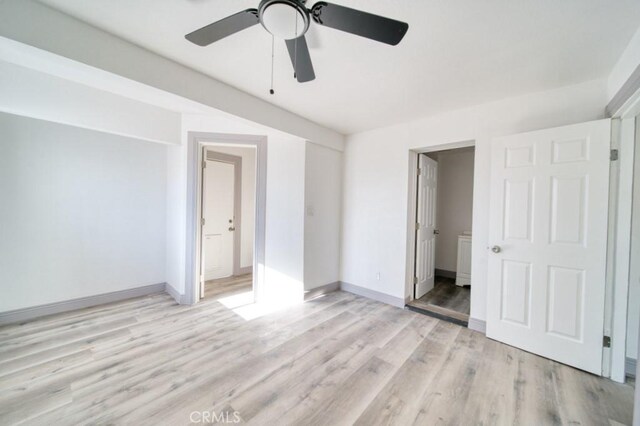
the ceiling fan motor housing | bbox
[258,0,310,40]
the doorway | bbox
[186,132,267,306]
[201,147,256,299]
[407,146,475,326]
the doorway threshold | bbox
[405,302,469,327]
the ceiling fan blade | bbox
[285,36,316,83]
[305,24,322,49]
[311,2,408,46]
[185,9,259,46]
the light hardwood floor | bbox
[203,273,253,299]
[407,276,471,325]
[0,276,634,425]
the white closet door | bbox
[415,154,438,299]
[203,160,235,281]
[486,119,610,375]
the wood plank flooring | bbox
[0,277,634,425]
[407,276,471,324]
[203,274,253,299]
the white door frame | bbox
[405,140,476,304]
[186,132,267,305]
[203,150,243,281]
[606,84,640,382]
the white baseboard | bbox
[468,317,486,334]
[0,283,167,326]
[304,281,340,301]
[626,357,636,378]
[339,282,407,308]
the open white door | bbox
[202,159,236,284]
[415,154,437,299]
[487,119,610,375]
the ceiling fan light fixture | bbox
[258,0,310,40]
[186,0,409,84]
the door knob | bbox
[228,226,236,232]
[491,245,501,253]
[434,229,440,235]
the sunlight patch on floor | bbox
[217,290,303,321]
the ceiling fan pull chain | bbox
[293,10,298,79]
[270,34,275,95]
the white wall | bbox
[0,60,181,145]
[207,146,256,270]
[304,142,343,290]
[628,117,640,360]
[608,26,640,102]
[264,138,306,302]
[429,149,475,272]
[0,112,167,312]
[0,0,346,308]
[341,79,607,321]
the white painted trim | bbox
[304,282,340,301]
[602,120,619,379]
[340,282,408,308]
[405,141,476,304]
[606,75,640,383]
[608,117,636,383]
[468,317,487,334]
[606,63,640,118]
[404,150,419,303]
[187,132,267,306]
[0,283,167,325]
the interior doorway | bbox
[407,146,475,326]
[200,146,257,299]
[186,132,267,307]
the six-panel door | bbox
[415,154,438,298]
[203,160,236,281]
[486,119,610,375]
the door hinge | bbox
[603,335,611,348]
[610,149,619,161]
[417,168,422,176]
[201,217,205,226]
[202,160,207,169]
[413,276,418,284]
[415,222,421,230]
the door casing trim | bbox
[405,140,476,306]
[186,132,267,305]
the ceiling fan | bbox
[185,0,409,83]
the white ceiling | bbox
[38,0,640,134]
